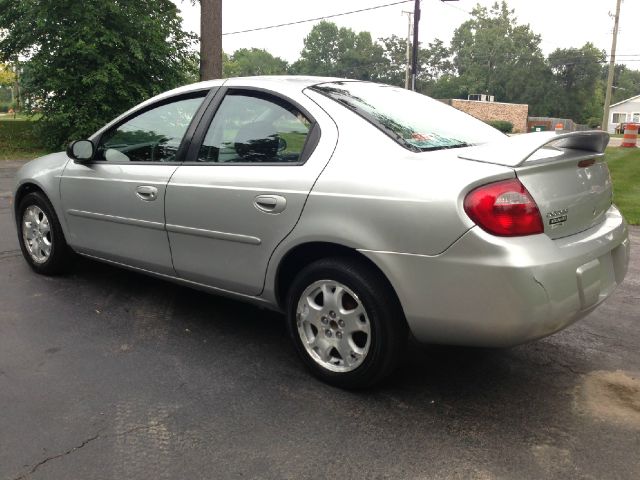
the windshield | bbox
[311,81,505,152]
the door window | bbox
[197,93,311,163]
[96,94,206,163]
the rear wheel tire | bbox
[17,191,74,275]
[286,257,407,389]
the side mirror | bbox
[67,139,95,162]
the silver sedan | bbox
[14,76,630,388]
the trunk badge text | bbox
[547,208,569,227]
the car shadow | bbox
[67,256,595,402]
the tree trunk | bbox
[200,0,222,80]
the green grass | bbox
[0,113,42,121]
[0,116,50,160]
[606,147,640,225]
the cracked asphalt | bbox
[1,159,639,480]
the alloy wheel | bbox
[22,205,52,264]
[296,280,372,373]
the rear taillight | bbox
[463,178,544,236]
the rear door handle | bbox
[136,185,158,201]
[254,194,286,214]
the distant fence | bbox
[527,117,589,132]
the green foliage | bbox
[586,117,601,128]
[0,118,48,160]
[377,35,453,90]
[487,120,513,133]
[292,21,386,80]
[610,65,640,104]
[0,63,15,87]
[223,48,288,77]
[0,0,198,150]
[376,35,409,87]
[547,43,605,123]
[449,1,550,110]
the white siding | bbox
[608,96,640,133]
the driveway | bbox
[1,159,639,480]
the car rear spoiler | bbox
[458,131,610,167]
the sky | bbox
[173,0,640,69]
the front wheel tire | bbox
[17,191,74,275]
[286,257,407,389]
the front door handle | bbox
[136,185,158,201]
[254,194,286,214]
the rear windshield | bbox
[311,81,505,152]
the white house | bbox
[607,94,640,133]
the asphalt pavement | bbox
[1,159,639,480]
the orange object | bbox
[621,123,638,148]
[555,123,564,134]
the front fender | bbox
[14,152,71,234]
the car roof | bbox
[163,75,349,98]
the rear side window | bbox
[312,81,505,152]
[197,93,311,163]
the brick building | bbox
[439,99,529,133]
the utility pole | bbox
[402,11,413,89]
[410,0,420,91]
[200,0,223,80]
[602,0,622,132]
[411,1,459,92]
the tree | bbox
[377,35,453,89]
[377,35,408,87]
[0,63,14,87]
[0,0,198,148]
[292,21,386,81]
[610,64,640,104]
[448,1,551,110]
[0,63,14,109]
[199,0,222,80]
[223,48,288,77]
[548,43,606,123]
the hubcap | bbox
[22,205,52,264]
[296,280,371,373]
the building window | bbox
[632,112,640,123]
[612,112,627,124]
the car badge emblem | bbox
[546,208,568,227]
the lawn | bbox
[0,116,50,161]
[606,147,640,225]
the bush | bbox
[487,120,513,133]
[0,100,16,113]
[586,117,601,129]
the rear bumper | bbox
[360,206,630,347]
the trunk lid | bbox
[459,131,612,239]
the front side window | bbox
[96,94,206,162]
[312,81,505,152]
[197,93,311,163]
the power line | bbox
[222,0,413,36]
[439,0,472,15]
